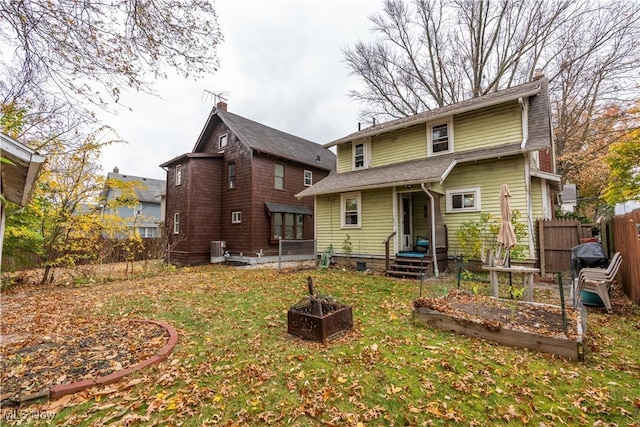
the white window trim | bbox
[231,211,242,223]
[175,164,182,186]
[341,191,362,228]
[304,170,313,186]
[446,187,481,213]
[173,212,180,234]
[427,119,454,156]
[219,133,228,148]
[275,163,285,190]
[352,139,371,170]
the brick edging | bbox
[48,319,178,401]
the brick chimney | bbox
[216,101,227,111]
[113,166,119,174]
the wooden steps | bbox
[386,255,432,279]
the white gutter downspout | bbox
[420,183,439,278]
[519,97,529,150]
[524,155,535,257]
[520,96,535,257]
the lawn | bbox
[1,263,639,426]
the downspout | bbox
[520,96,535,257]
[524,155,535,258]
[420,183,439,278]
[519,97,529,150]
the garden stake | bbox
[558,272,568,334]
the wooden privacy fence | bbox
[537,219,594,275]
[610,209,640,305]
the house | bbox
[160,102,336,266]
[100,167,166,238]
[559,183,577,213]
[297,77,561,275]
[1,132,46,265]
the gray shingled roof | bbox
[196,110,336,171]
[106,172,166,203]
[326,78,547,148]
[296,143,524,198]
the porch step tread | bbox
[386,270,426,278]
[389,264,428,271]
[394,258,432,264]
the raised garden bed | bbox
[413,290,587,361]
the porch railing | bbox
[382,231,397,272]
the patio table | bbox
[482,265,540,301]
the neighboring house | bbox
[160,102,336,266]
[101,167,166,238]
[614,201,640,215]
[0,132,46,265]
[559,183,578,213]
[297,77,561,272]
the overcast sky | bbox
[99,0,382,180]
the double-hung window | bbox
[446,188,481,213]
[175,164,182,186]
[353,140,369,170]
[173,213,180,234]
[429,121,453,155]
[304,170,312,186]
[341,192,361,228]
[275,163,285,190]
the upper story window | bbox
[228,162,236,189]
[219,133,228,149]
[175,164,182,186]
[275,163,285,190]
[341,192,361,228]
[353,140,370,170]
[304,170,312,186]
[446,187,481,213]
[428,121,453,155]
[231,211,242,223]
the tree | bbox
[344,0,640,191]
[6,128,134,283]
[603,113,640,205]
[1,0,222,155]
[1,0,221,108]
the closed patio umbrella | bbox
[497,183,517,265]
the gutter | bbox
[420,183,439,278]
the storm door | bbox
[400,194,413,251]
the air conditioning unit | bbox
[211,241,226,263]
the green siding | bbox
[316,188,395,257]
[371,126,426,167]
[454,102,522,152]
[336,143,352,173]
[531,179,544,220]
[441,158,534,258]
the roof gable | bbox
[193,108,335,171]
[1,132,46,206]
[327,78,548,149]
[105,172,166,203]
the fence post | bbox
[538,219,546,276]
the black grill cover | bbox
[570,242,608,279]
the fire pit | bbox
[287,277,353,342]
